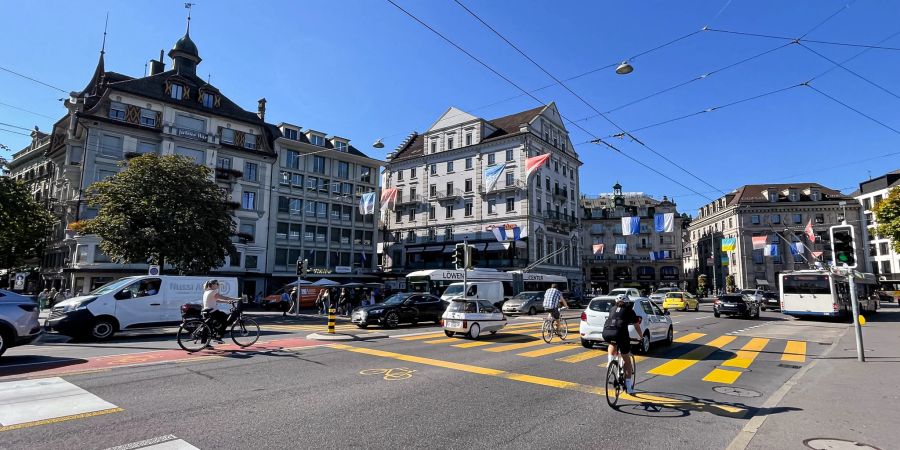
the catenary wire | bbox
[808,29,900,82]
[806,84,900,136]
[385,0,714,200]
[800,43,900,101]
[704,27,900,51]
[0,101,57,120]
[452,0,723,196]
[0,65,68,93]
[799,0,857,40]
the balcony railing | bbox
[479,179,525,194]
[396,194,424,206]
[433,189,463,201]
[543,210,579,226]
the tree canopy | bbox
[72,154,235,273]
[873,186,900,252]
[0,177,55,269]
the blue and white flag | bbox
[359,192,376,215]
[359,252,367,264]
[615,243,627,255]
[654,213,675,233]
[483,163,506,192]
[789,242,804,256]
[621,216,640,236]
[763,244,779,257]
[491,224,522,242]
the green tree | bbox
[873,186,900,252]
[0,177,55,269]
[697,274,707,296]
[725,274,736,293]
[72,154,235,273]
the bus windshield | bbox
[783,275,831,295]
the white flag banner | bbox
[483,163,506,192]
[359,192,375,215]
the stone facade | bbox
[854,170,900,288]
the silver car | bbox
[502,291,545,315]
[0,289,42,357]
[649,287,678,304]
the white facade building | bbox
[854,170,900,288]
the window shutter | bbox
[125,104,141,125]
[154,111,162,128]
[214,95,221,107]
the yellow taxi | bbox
[662,292,699,312]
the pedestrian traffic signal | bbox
[452,244,465,270]
[830,225,856,268]
[296,258,309,276]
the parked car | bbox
[740,289,765,304]
[502,291,545,315]
[0,289,43,357]
[761,292,781,311]
[714,294,760,319]
[351,293,446,329]
[442,298,506,339]
[561,292,583,309]
[578,296,673,353]
[46,276,238,340]
[607,288,642,298]
[649,287,679,304]
[662,292,700,312]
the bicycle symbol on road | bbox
[359,367,416,380]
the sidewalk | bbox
[734,303,900,450]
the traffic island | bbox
[305,331,388,341]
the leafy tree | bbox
[697,274,707,296]
[0,177,55,269]
[873,186,900,252]
[72,154,235,273]
[725,274,736,293]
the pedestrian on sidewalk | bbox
[368,288,376,306]
[280,289,291,317]
[47,288,58,308]
[37,288,49,310]
[315,288,327,315]
[338,288,350,316]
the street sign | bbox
[14,273,26,290]
[148,265,160,276]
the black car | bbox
[351,293,447,329]
[561,292,582,309]
[714,294,760,319]
[761,292,780,311]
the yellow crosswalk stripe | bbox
[781,340,806,363]
[398,322,539,341]
[558,349,606,363]
[422,324,543,345]
[647,335,736,377]
[599,355,646,368]
[518,344,580,358]
[453,332,543,348]
[484,337,549,353]
[702,338,769,384]
[673,332,706,344]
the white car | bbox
[442,298,506,340]
[649,287,679,304]
[607,288,642,298]
[578,296,674,353]
[739,289,764,304]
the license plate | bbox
[444,320,462,328]
[724,303,735,307]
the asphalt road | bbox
[0,304,846,449]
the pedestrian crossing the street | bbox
[392,321,812,385]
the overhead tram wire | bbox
[0,127,30,137]
[807,29,900,82]
[0,101,57,120]
[798,0,858,40]
[800,44,900,101]
[704,28,900,52]
[805,84,900,136]
[451,0,724,196]
[385,0,714,201]
[0,65,68,93]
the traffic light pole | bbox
[463,239,468,300]
[848,272,865,362]
[830,223,864,362]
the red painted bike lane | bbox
[0,337,325,380]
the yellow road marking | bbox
[424,337,462,344]
[453,332,542,348]
[424,324,542,344]
[558,349,606,363]
[702,338,769,384]
[0,407,124,433]
[517,344,580,358]
[782,341,806,363]
[673,332,706,344]
[484,337,547,353]
[328,344,745,416]
[647,335,736,377]
[398,322,539,341]
[599,355,647,368]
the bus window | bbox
[783,275,830,295]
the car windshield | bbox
[665,293,683,298]
[447,300,476,313]
[513,292,541,300]
[382,294,411,306]
[653,288,673,294]
[589,300,617,312]
[442,285,464,296]
[90,277,139,295]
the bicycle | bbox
[177,301,260,352]
[541,306,568,343]
[605,339,640,407]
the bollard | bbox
[328,307,336,334]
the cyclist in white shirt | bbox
[202,280,240,345]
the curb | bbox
[305,332,388,341]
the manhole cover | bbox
[713,386,761,398]
[778,363,802,369]
[804,438,881,449]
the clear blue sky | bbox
[2,0,899,214]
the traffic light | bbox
[296,258,309,276]
[830,225,856,268]
[453,244,466,270]
[465,244,475,270]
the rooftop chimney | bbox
[148,50,165,76]
[257,98,267,121]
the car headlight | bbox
[62,298,96,313]
[368,309,384,315]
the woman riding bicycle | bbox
[601,295,643,395]
[202,279,241,345]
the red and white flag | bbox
[380,187,398,209]
[752,236,768,250]
[524,153,551,178]
[805,219,816,243]
[592,243,605,254]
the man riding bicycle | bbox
[543,284,569,330]
[602,295,643,395]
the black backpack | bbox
[603,304,630,330]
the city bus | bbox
[779,270,879,320]
[406,268,569,297]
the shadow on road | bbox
[0,355,87,377]
[612,390,802,420]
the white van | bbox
[46,275,238,340]
[440,281,505,307]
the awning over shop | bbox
[424,246,445,252]
[484,242,508,252]
[406,247,425,254]
[756,279,770,286]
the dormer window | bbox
[170,83,184,100]
[201,92,214,108]
[789,188,799,202]
[811,188,821,201]
[310,135,325,146]
[335,141,348,152]
[221,128,235,145]
[431,140,437,153]
[447,136,454,150]
[283,128,298,140]
[768,188,778,203]
[109,102,126,121]
[244,134,257,150]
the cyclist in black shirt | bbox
[602,296,643,394]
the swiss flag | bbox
[805,219,816,243]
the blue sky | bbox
[2,1,899,214]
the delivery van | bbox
[45,275,238,340]
[440,281,505,307]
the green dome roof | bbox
[172,32,199,58]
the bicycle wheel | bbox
[541,320,553,343]
[177,320,212,352]
[557,318,569,340]
[231,318,260,347]
[605,360,621,407]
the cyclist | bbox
[542,284,569,332]
[202,279,241,345]
[602,295,643,394]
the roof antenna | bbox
[185,3,195,34]
[207,73,211,84]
